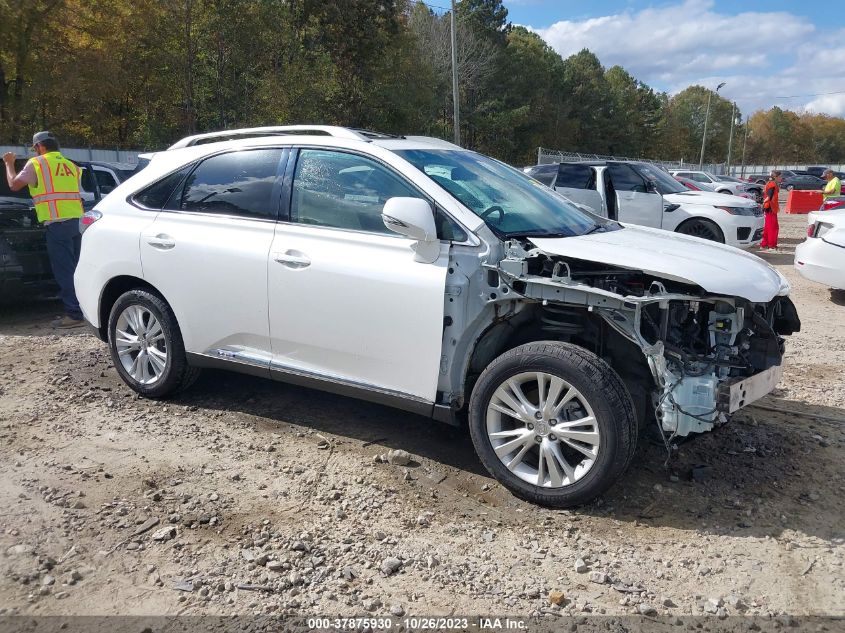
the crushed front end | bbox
[494,240,801,437]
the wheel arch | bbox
[98,275,167,341]
[461,303,654,429]
[675,216,726,243]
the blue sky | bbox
[504,0,845,118]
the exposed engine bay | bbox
[493,240,801,437]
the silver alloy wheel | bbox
[114,305,168,385]
[486,372,600,488]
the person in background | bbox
[822,168,841,200]
[3,131,86,328]
[760,170,781,251]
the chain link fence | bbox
[0,145,142,165]
[536,147,726,174]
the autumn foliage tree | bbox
[1,0,843,167]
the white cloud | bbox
[531,0,845,118]
[805,95,845,117]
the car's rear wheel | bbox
[468,342,637,508]
[107,289,200,398]
[677,218,725,243]
[786,184,794,191]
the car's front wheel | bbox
[676,218,725,243]
[107,289,200,398]
[468,342,637,508]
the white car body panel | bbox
[75,204,154,328]
[267,224,448,401]
[139,212,276,362]
[795,210,845,290]
[615,190,664,227]
[666,190,756,208]
[554,186,606,216]
[662,191,763,244]
[530,224,786,303]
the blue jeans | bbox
[45,220,82,320]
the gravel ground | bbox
[0,213,843,624]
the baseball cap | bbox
[32,130,57,146]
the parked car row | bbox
[524,161,763,248]
[73,125,800,508]
[0,158,135,300]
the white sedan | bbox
[795,209,845,290]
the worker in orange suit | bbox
[760,170,781,251]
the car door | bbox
[553,164,606,216]
[267,148,449,402]
[606,163,663,228]
[92,166,119,194]
[139,147,287,368]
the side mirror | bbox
[645,180,658,194]
[382,197,436,241]
[382,197,440,263]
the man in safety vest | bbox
[3,131,85,328]
[760,170,781,251]
[822,168,841,200]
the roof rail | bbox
[402,136,462,150]
[168,125,372,149]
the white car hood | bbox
[665,191,756,207]
[529,225,786,303]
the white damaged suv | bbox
[75,126,800,507]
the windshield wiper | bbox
[507,229,572,238]
[583,223,607,235]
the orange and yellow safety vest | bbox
[27,151,83,224]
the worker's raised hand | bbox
[2,152,16,166]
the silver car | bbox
[671,170,762,202]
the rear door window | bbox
[94,169,118,189]
[555,164,596,189]
[607,164,648,193]
[174,149,285,219]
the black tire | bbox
[717,189,732,195]
[676,218,725,243]
[468,342,637,508]
[786,184,794,191]
[107,289,200,398]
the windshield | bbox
[634,164,687,195]
[395,149,606,237]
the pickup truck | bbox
[525,160,764,248]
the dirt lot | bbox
[0,213,843,625]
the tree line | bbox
[2,0,844,167]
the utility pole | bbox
[740,117,750,179]
[726,101,736,174]
[450,0,460,146]
[699,82,725,170]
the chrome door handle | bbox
[146,234,175,250]
[273,250,311,269]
